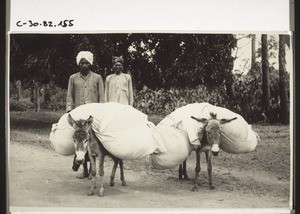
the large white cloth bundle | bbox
[148,123,194,169]
[50,102,166,159]
[49,114,75,156]
[211,105,258,154]
[159,103,258,154]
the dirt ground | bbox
[8,111,292,212]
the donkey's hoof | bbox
[99,188,104,197]
[210,185,216,190]
[191,186,199,192]
[183,175,189,180]
[77,172,89,179]
[110,181,115,187]
[88,190,94,196]
[121,181,127,186]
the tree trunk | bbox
[34,83,40,113]
[16,80,22,101]
[251,34,256,69]
[278,35,289,124]
[226,74,235,99]
[261,34,270,118]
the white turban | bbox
[76,51,93,65]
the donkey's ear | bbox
[220,117,237,124]
[85,115,93,126]
[67,114,78,128]
[191,116,208,123]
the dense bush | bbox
[10,98,34,111]
[10,81,67,111]
[134,70,289,124]
[134,85,226,116]
[41,82,67,110]
[10,67,289,123]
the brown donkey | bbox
[67,114,127,197]
[179,112,237,191]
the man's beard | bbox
[80,69,89,76]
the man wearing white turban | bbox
[66,51,105,179]
[66,51,105,113]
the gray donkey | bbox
[179,112,237,191]
[67,114,127,197]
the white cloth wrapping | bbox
[76,51,93,65]
[49,102,259,170]
[148,124,194,169]
[156,102,258,154]
[49,113,75,156]
[146,103,259,169]
[50,102,166,159]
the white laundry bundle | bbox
[49,102,166,159]
[49,113,75,156]
[156,103,258,154]
[148,123,194,169]
[50,102,259,170]
[146,102,259,169]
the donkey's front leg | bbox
[98,150,105,197]
[192,149,201,192]
[205,150,215,189]
[88,154,97,196]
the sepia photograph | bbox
[8,33,293,212]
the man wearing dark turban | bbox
[105,56,134,106]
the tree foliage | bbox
[10,33,237,90]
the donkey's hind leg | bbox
[192,148,201,192]
[182,159,189,180]
[119,159,127,186]
[110,159,118,187]
[179,163,183,180]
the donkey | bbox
[67,114,127,197]
[179,112,237,191]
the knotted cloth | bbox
[76,51,93,65]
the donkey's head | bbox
[191,112,237,156]
[67,114,93,164]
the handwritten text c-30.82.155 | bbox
[16,20,74,28]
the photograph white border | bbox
[6,0,294,213]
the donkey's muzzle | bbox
[72,162,80,171]
[72,154,80,171]
[76,159,84,165]
[212,151,219,156]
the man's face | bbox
[113,62,123,74]
[78,58,91,74]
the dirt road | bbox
[9,140,290,211]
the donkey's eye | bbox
[84,139,88,144]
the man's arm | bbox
[98,75,105,103]
[104,76,110,103]
[66,76,74,112]
[127,75,134,106]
